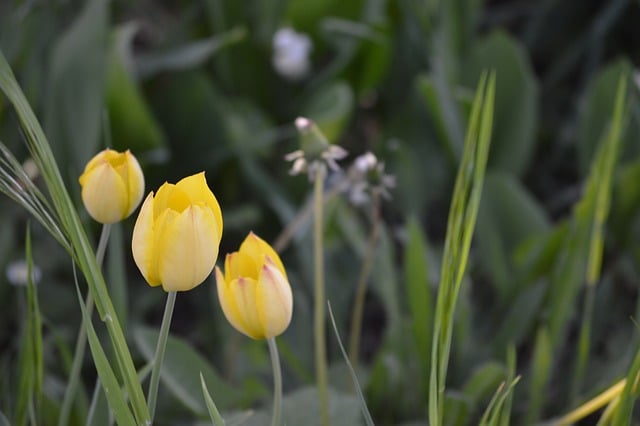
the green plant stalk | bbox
[348,193,381,369]
[313,165,329,426]
[267,337,283,426]
[59,224,111,426]
[200,372,226,426]
[147,290,177,422]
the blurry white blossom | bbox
[345,151,395,206]
[272,28,312,81]
[286,117,347,180]
[6,259,42,286]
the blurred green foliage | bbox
[1,0,640,425]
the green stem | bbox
[267,337,283,426]
[58,224,111,426]
[313,165,329,426]
[147,291,177,422]
[348,194,381,371]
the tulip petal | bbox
[156,205,220,292]
[240,232,287,278]
[154,182,191,216]
[215,267,251,337]
[176,172,223,237]
[132,192,162,286]
[80,162,128,223]
[228,277,263,339]
[225,251,259,282]
[256,259,293,338]
[123,150,145,216]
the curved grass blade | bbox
[200,372,226,426]
[327,302,375,426]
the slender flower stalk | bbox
[348,193,381,369]
[147,290,177,421]
[267,337,283,426]
[58,224,112,426]
[313,165,329,426]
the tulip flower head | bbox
[132,172,223,292]
[79,148,145,224]
[216,232,293,340]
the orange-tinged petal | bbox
[80,162,128,223]
[256,259,293,338]
[175,172,223,237]
[132,192,161,286]
[240,232,286,278]
[156,204,220,292]
[228,277,263,339]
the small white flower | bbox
[6,259,42,286]
[272,27,313,81]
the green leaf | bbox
[301,81,354,144]
[404,215,433,399]
[44,0,108,181]
[577,59,632,175]
[134,326,241,415]
[0,411,10,426]
[243,386,363,426]
[462,31,538,176]
[476,171,549,296]
[106,24,165,154]
[462,362,506,414]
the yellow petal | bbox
[225,251,259,281]
[256,259,293,338]
[132,192,161,286]
[228,277,263,339]
[240,232,287,278]
[123,150,145,217]
[80,162,128,223]
[154,182,191,216]
[216,267,250,337]
[175,172,223,238]
[156,204,220,292]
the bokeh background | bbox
[2,0,640,424]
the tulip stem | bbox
[348,193,381,372]
[267,337,283,426]
[313,165,330,426]
[147,290,177,422]
[58,224,111,426]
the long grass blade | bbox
[0,51,150,424]
[428,71,495,426]
[327,302,375,426]
[73,265,137,426]
[200,372,226,426]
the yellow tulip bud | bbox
[215,232,293,340]
[131,172,223,292]
[79,148,145,224]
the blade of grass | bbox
[200,372,226,426]
[327,302,375,426]
[0,51,150,424]
[428,70,495,426]
[15,223,42,426]
[73,265,137,426]
[570,74,627,400]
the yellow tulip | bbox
[79,148,145,224]
[131,172,223,292]
[215,232,293,339]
